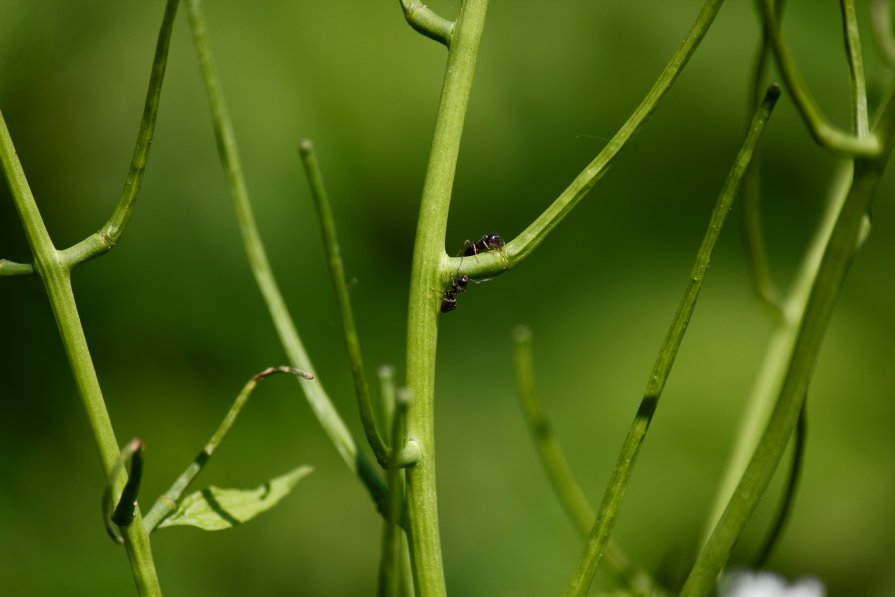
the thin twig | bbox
[184,0,388,511]
[144,367,312,530]
[298,140,390,466]
[565,86,780,597]
[512,326,660,596]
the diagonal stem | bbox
[298,140,390,466]
[184,0,387,510]
[564,86,779,597]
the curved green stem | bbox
[399,0,454,46]
[758,0,880,156]
[144,367,312,531]
[512,326,660,597]
[742,0,785,315]
[403,0,488,594]
[440,0,727,283]
[1,110,162,596]
[564,86,779,597]
[60,0,179,268]
[298,140,389,466]
[185,0,387,509]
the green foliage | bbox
[2,1,895,596]
[156,466,313,531]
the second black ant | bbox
[440,274,468,313]
[462,233,504,257]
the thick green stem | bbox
[0,111,162,596]
[403,0,488,594]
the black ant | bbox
[440,274,469,313]
[462,233,505,257]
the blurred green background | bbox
[2,1,894,595]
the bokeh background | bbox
[2,1,894,595]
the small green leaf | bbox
[157,466,312,531]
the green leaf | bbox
[157,466,312,531]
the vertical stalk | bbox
[403,1,488,594]
[0,111,161,596]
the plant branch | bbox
[564,86,780,597]
[871,0,895,69]
[379,389,413,597]
[60,0,179,268]
[399,0,453,46]
[742,0,785,315]
[512,326,659,597]
[683,86,895,593]
[185,0,388,510]
[439,0,726,283]
[298,140,390,466]
[0,259,34,276]
[758,0,880,156]
[0,109,162,596]
[753,401,806,568]
[840,0,871,138]
[143,367,311,530]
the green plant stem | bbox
[0,110,162,596]
[0,259,34,276]
[564,86,779,597]
[701,161,853,545]
[742,0,785,315]
[143,367,311,530]
[399,0,453,46]
[758,0,880,156]
[753,402,806,568]
[298,140,389,466]
[403,0,488,594]
[840,0,870,137]
[443,0,726,284]
[870,0,895,68]
[683,90,895,594]
[512,326,659,597]
[379,390,412,597]
[59,0,179,269]
[185,0,387,509]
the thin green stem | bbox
[103,438,146,543]
[1,110,162,596]
[403,0,488,594]
[870,0,895,68]
[683,86,895,592]
[440,0,727,282]
[378,365,398,443]
[399,0,454,46]
[742,0,785,315]
[512,326,659,597]
[0,259,34,276]
[564,87,779,597]
[840,0,871,138]
[753,401,806,568]
[298,140,389,466]
[185,0,387,510]
[379,389,412,597]
[60,0,179,269]
[758,0,880,156]
[143,367,311,530]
